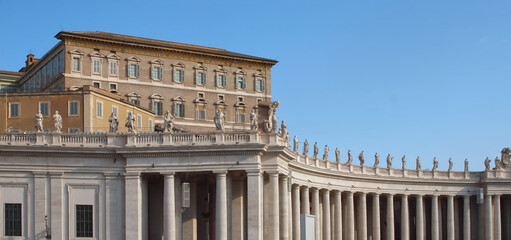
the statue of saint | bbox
[432,157,438,171]
[109,112,119,133]
[347,150,353,165]
[416,157,421,170]
[374,152,379,167]
[125,112,136,133]
[214,109,225,131]
[386,154,392,169]
[52,111,62,133]
[278,120,288,137]
[264,101,279,133]
[323,145,329,160]
[163,110,174,132]
[313,142,319,158]
[34,111,43,132]
[250,110,258,131]
[495,157,504,170]
[484,157,491,171]
[448,158,453,171]
[293,136,299,152]
[358,151,365,166]
[303,139,309,156]
[335,148,340,163]
[464,158,469,172]
[402,155,406,169]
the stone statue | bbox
[313,142,319,158]
[495,157,504,170]
[448,158,453,171]
[335,148,340,163]
[278,120,288,138]
[386,154,392,169]
[347,150,353,165]
[125,112,136,133]
[358,151,365,166]
[303,139,309,156]
[323,145,329,160]
[374,152,379,167]
[432,157,438,171]
[109,112,119,133]
[401,155,406,169]
[464,158,469,172]
[501,148,511,167]
[293,136,299,152]
[250,109,258,131]
[214,109,225,131]
[416,156,421,170]
[34,111,43,132]
[163,110,174,132]
[52,111,62,133]
[263,100,279,133]
[285,132,290,143]
[484,157,491,171]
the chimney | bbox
[26,54,35,68]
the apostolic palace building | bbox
[0,31,509,240]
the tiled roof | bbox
[56,31,278,65]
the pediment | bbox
[193,65,207,71]
[107,53,121,60]
[171,62,186,68]
[150,59,164,65]
[234,102,247,107]
[214,68,227,74]
[214,100,227,106]
[172,96,185,102]
[126,92,141,98]
[193,98,208,104]
[68,49,84,55]
[89,51,105,58]
[253,71,265,78]
[149,93,164,100]
[126,56,141,62]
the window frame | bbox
[91,58,101,75]
[68,101,79,117]
[92,81,101,88]
[4,203,22,237]
[127,56,141,79]
[137,114,142,131]
[75,204,93,238]
[9,102,20,118]
[150,59,164,81]
[39,102,50,117]
[194,64,207,86]
[150,94,164,116]
[107,53,120,77]
[171,62,186,83]
[96,101,103,119]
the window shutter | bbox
[242,77,246,89]
[203,72,207,85]
[180,70,184,82]
[195,72,199,84]
[223,75,227,87]
[151,66,154,79]
[262,79,266,91]
[135,64,140,77]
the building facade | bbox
[0,31,509,240]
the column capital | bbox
[245,169,262,176]
[213,170,228,175]
[161,171,175,176]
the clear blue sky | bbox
[1,0,510,170]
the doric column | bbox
[416,195,424,240]
[386,194,395,240]
[163,173,176,240]
[301,187,310,214]
[311,188,320,240]
[358,192,367,240]
[401,195,409,240]
[334,191,342,240]
[372,194,381,240]
[463,195,471,240]
[216,171,228,240]
[431,195,439,240]
[292,185,301,240]
[269,172,280,240]
[485,194,493,240]
[323,190,331,240]
[447,195,455,240]
[247,170,263,240]
[279,175,290,240]
[494,195,501,240]
[347,191,355,240]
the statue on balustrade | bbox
[263,100,279,133]
[293,136,299,152]
[495,157,504,170]
[484,157,491,171]
[163,110,174,132]
[313,142,319,158]
[464,158,469,172]
[34,111,43,132]
[53,111,62,133]
[386,154,392,169]
[501,148,511,167]
[214,109,225,131]
[125,112,136,133]
[401,155,406,169]
[374,152,379,167]
[448,158,453,172]
[335,148,340,163]
[250,109,258,131]
[432,157,438,171]
[109,112,119,133]
[416,156,421,170]
[278,120,288,138]
[303,139,309,156]
[323,145,329,160]
[347,150,353,165]
[358,151,365,166]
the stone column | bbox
[494,195,501,240]
[311,188,320,240]
[347,192,355,240]
[302,187,310,214]
[292,185,301,240]
[125,173,141,240]
[416,195,424,240]
[323,190,331,240]
[358,192,367,240]
[447,195,455,240]
[386,194,395,240]
[485,194,493,240]
[401,195,409,240]
[463,195,470,240]
[431,195,439,240]
[216,171,228,240]
[247,170,263,240]
[279,176,290,240]
[269,172,280,240]
[334,191,342,240]
[372,194,381,240]
[163,173,176,240]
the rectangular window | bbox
[218,95,224,101]
[151,66,163,80]
[93,82,100,88]
[69,128,80,133]
[9,103,19,118]
[112,106,118,116]
[137,114,142,130]
[148,119,153,132]
[216,74,227,87]
[255,79,266,91]
[236,76,246,89]
[130,99,140,106]
[69,101,79,116]
[109,83,117,90]
[153,102,163,116]
[175,103,185,118]
[92,59,101,74]
[128,63,140,78]
[76,205,93,238]
[196,72,206,85]
[96,101,103,118]
[109,61,118,76]
[174,69,184,82]
[237,109,246,123]
[196,105,205,120]
[39,102,50,117]
[5,203,22,236]
[72,57,80,72]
